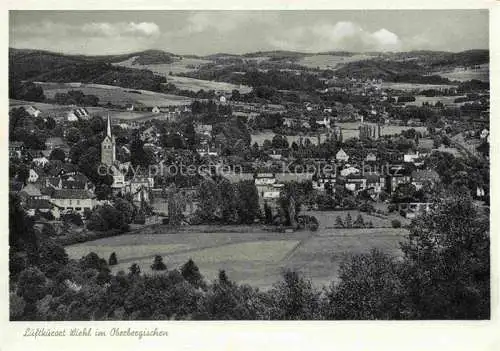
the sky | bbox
[9,10,489,56]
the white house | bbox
[33,156,50,167]
[28,169,39,183]
[340,166,360,177]
[67,108,90,122]
[24,105,42,118]
[49,189,96,214]
[255,173,276,186]
[336,149,349,162]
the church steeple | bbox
[101,114,116,166]
[106,113,112,138]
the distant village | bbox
[9,75,490,235]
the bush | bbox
[151,255,167,271]
[388,204,398,213]
[359,203,375,214]
[109,252,118,266]
[353,214,365,228]
[62,212,84,226]
[391,219,402,228]
[335,216,344,228]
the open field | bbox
[381,82,457,91]
[66,219,408,289]
[114,56,252,93]
[436,64,489,82]
[38,82,193,107]
[165,75,252,94]
[10,99,178,122]
[298,54,375,70]
[114,56,212,74]
[251,124,427,146]
[10,99,110,120]
[404,95,466,107]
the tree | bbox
[49,148,66,162]
[151,255,167,271]
[235,181,260,224]
[181,259,205,289]
[86,205,129,232]
[16,164,29,185]
[268,270,323,320]
[218,180,238,224]
[264,202,273,224]
[184,121,197,150]
[391,219,401,228]
[65,127,81,144]
[353,214,365,228]
[9,194,39,264]
[198,179,220,221]
[45,117,56,130]
[128,263,141,276]
[400,192,490,319]
[13,82,45,102]
[109,252,118,266]
[392,183,417,203]
[113,198,136,224]
[279,183,303,226]
[335,216,344,228]
[345,213,353,228]
[327,249,407,319]
[16,267,48,305]
[130,133,153,168]
[167,189,186,227]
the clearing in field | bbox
[114,56,212,75]
[66,220,408,290]
[298,53,375,70]
[165,75,252,94]
[381,82,458,91]
[38,82,193,107]
[436,63,489,82]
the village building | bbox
[365,152,377,162]
[67,107,90,122]
[24,105,42,118]
[9,141,25,159]
[335,148,349,162]
[33,156,50,168]
[28,169,39,183]
[49,189,96,215]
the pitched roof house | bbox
[336,148,349,162]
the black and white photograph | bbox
[6,7,492,326]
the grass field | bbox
[298,54,375,70]
[381,82,457,91]
[405,95,465,107]
[436,64,489,82]
[66,217,409,290]
[10,99,110,120]
[165,75,252,94]
[38,82,193,107]
[114,56,212,74]
[115,56,252,93]
[251,124,426,146]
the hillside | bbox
[9,48,170,92]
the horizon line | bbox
[8,46,490,58]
